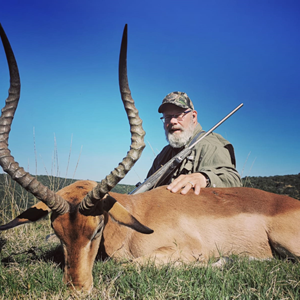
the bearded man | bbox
[146,91,242,195]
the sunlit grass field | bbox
[1,219,300,299]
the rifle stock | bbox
[129,103,243,195]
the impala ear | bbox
[0,201,51,231]
[102,195,153,234]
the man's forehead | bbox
[162,104,187,114]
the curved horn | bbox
[0,24,69,214]
[79,24,145,212]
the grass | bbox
[1,221,300,299]
[0,222,66,299]
[0,175,32,222]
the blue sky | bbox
[0,0,299,185]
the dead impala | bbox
[1,24,300,292]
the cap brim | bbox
[158,103,190,113]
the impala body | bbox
[1,24,300,292]
[104,186,300,263]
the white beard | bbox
[165,120,195,148]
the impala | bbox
[1,24,300,292]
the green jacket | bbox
[147,123,242,187]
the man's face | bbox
[162,104,197,148]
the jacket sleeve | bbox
[192,141,242,187]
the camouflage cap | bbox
[158,91,194,113]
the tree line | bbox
[242,173,300,200]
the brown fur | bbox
[104,186,300,263]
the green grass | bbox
[1,221,300,299]
[95,258,300,299]
[0,222,66,299]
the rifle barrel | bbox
[188,103,243,149]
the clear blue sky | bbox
[0,0,299,185]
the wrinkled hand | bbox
[167,173,207,195]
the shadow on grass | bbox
[1,242,65,268]
[0,236,6,252]
[0,235,108,269]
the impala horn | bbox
[0,24,69,214]
[79,24,145,212]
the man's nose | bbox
[169,116,178,124]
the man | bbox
[147,91,242,195]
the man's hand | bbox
[167,173,207,195]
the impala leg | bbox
[268,213,300,260]
[128,246,205,266]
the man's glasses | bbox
[160,110,192,124]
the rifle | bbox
[129,103,243,195]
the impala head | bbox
[0,24,153,291]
